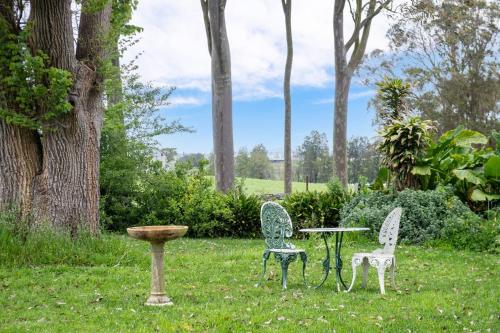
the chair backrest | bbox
[260,201,293,250]
[378,207,402,254]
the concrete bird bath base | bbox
[127,225,188,306]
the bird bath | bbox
[127,225,188,306]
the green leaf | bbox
[470,189,500,202]
[453,130,487,147]
[452,169,484,185]
[411,165,431,175]
[491,130,500,151]
[484,155,500,180]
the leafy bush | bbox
[378,116,435,190]
[441,214,498,253]
[413,126,499,211]
[225,184,262,238]
[340,186,498,250]
[283,179,349,233]
[179,169,233,238]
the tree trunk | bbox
[0,120,41,219]
[332,0,387,186]
[0,0,112,236]
[282,0,293,195]
[202,0,234,193]
[333,0,350,186]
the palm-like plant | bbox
[378,116,435,190]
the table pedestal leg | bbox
[146,242,173,306]
[334,232,348,291]
[314,233,331,289]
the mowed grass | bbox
[240,178,327,194]
[0,236,498,332]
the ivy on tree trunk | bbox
[0,0,113,236]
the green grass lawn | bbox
[239,178,327,194]
[1,236,498,332]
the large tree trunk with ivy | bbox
[332,0,391,185]
[0,0,112,235]
[201,0,234,193]
[282,0,293,195]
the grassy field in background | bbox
[238,178,327,194]
[1,236,498,332]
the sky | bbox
[124,0,394,156]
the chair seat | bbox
[269,248,305,254]
[353,252,394,258]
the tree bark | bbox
[282,0,293,195]
[333,0,350,186]
[333,0,390,186]
[0,120,41,219]
[201,0,234,193]
[0,0,112,235]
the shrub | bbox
[283,180,349,233]
[378,116,435,190]
[180,171,233,238]
[340,186,497,249]
[225,183,262,238]
[413,127,499,212]
[441,214,498,253]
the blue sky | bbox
[160,85,377,155]
[125,0,392,156]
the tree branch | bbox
[76,0,113,66]
[200,0,212,55]
[345,0,391,51]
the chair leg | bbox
[299,252,308,286]
[281,256,291,290]
[361,258,369,289]
[347,257,359,292]
[377,264,386,295]
[255,250,271,287]
[390,257,396,290]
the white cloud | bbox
[125,0,392,99]
[167,96,205,107]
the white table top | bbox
[299,227,370,233]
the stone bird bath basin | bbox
[127,225,188,306]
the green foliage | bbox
[378,116,435,190]
[0,22,72,129]
[383,0,500,135]
[413,126,499,210]
[234,145,273,179]
[340,187,498,251]
[376,77,411,123]
[347,136,380,184]
[296,130,333,183]
[440,214,498,253]
[225,183,263,238]
[283,180,349,232]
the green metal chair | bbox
[255,201,307,289]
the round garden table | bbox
[299,227,369,291]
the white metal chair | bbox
[347,207,402,294]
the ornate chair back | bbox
[260,202,294,250]
[377,207,402,255]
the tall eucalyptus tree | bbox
[333,0,391,185]
[201,0,235,193]
[281,0,293,194]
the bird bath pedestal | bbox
[127,225,188,306]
